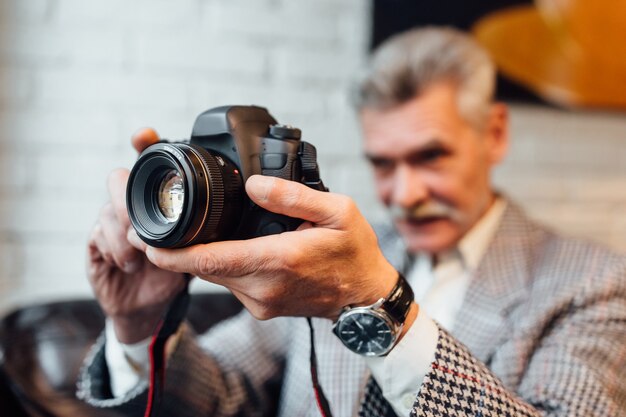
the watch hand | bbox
[352,317,365,331]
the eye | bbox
[421,148,447,162]
[407,146,450,166]
[368,157,395,174]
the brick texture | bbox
[0,0,624,313]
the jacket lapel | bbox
[375,202,542,365]
[450,202,540,364]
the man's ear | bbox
[485,102,509,165]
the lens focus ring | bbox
[180,144,225,246]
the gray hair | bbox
[353,27,496,129]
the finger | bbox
[145,235,282,278]
[90,223,114,265]
[100,203,142,273]
[127,228,148,252]
[107,169,131,229]
[131,127,160,154]
[87,226,117,283]
[87,240,105,280]
[88,224,105,264]
[245,175,354,227]
[297,221,315,231]
[229,289,276,321]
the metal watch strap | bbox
[382,273,414,324]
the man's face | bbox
[361,83,507,254]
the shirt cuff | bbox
[104,319,186,398]
[104,319,150,397]
[364,309,439,416]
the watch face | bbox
[335,310,395,356]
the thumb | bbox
[131,128,160,154]
[245,175,349,226]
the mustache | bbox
[389,201,456,222]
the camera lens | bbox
[157,170,185,223]
[126,142,244,248]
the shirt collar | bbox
[455,197,507,271]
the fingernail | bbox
[122,259,141,274]
[247,175,274,202]
[127,229,142,246]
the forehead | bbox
[360,84,468,156]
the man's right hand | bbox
[87,128,186,344]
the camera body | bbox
[126,105,326,248]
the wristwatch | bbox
[333,273,414,357]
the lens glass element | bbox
[157,170,185,223]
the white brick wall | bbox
[0,0,624,314]
[494,105,626,252]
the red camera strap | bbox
[307,317,335,417]
[141,281,334,417]
[144,276,191,417]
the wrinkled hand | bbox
[87,129,186,343]
[130,175,398,321]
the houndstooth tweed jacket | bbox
[77,202,626,416]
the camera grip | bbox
[257,212,303,236]
[256,153,306,235]
[260,153,299,181]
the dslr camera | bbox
[126,105,326,248]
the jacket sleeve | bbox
[411,286,626,416]
[412,326,538,416]
[77,310,290,417]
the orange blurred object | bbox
[473,0,626,109]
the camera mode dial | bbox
[269,124,302,140]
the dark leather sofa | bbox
[0,293,243,417]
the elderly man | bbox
[78,27,626,416]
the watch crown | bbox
[372,298,385,309]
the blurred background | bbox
[0,0,625,314]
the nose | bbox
[390,164,429,208]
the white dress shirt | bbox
[105,199,507,416]
[366,198,507,415]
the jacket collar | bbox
[376,199,542,364]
